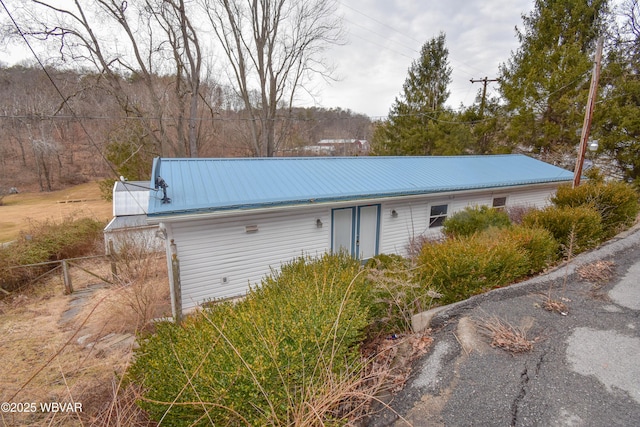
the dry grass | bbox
[0,182,111,243]
[285,331,433,426]
[77,255,171,338]
[476,316,535,353]
[577,260,615,284]
[540,228,575,316]
[0,285,134,426]
[0,183,169,426]
[0,252,168,426]
[542,298,569,315]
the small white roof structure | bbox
[113,181,151,216]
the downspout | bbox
[160,222,181,323]
[169,239,182,324]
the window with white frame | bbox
[492,196,507,210]
[429,204,448,228]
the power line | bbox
[337,2,488,79]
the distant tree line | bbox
[0,65,371,191]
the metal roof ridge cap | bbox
[157,153,527,162]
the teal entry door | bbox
[331,204,380,260]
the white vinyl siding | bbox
[164,182,564,311]
[170,206,329,311]
[378,184,560,256]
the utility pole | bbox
[470,77,498,118]
[573,36,604,188]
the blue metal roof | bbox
[147,155,574,218]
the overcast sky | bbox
[295,0,535,118]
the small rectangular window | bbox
[492,197,507,210]
[429,204,448,228]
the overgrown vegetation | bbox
[551,180,639,238]
[129,253,379,426]
[442,205,511,238]
[416,226,557,305]
[522,205,603,255]
[0,217,104,292]
[366,253,441,333]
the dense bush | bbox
[128,253,373,426]
[416,226,558,305]
[0,217,104,292]
[506,204,536,225]
[416,231,529,305]
[522,205,603,255]
[552,180,639,238]
[496,225,560,273]
[442,205,511,237]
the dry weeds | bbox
[361,332,434,394]
[76,255,171,338]
[577,260,615,284]
[476,316,535,354]
[0,253,168,426]
[542,298,569,315]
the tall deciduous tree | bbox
[595,0,640,184]
[13,0,205,157]
[371,33,461,155]
[499,0,610,163]
[201,0,344,157]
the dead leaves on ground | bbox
[362,332,434,393]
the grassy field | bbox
[0,182,112,243]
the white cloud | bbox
[298,0,534,117]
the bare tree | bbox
[147,0,203,156]
[14,0,205,157]
[201,0,344,156]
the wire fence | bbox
[1,254,117,295]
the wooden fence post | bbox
[108,240,118,280]
[62,260,73,294]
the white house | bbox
[145,155,574,317]
[104,180,164,254]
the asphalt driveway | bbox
[368,225,640,427]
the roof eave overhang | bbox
[146,180,569,224]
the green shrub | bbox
[442,205,511,238]
[485,225,559,273]
[0,217,104,292]
[552,180,639,238]
[128,253,373,426]
[522,205,603,255]
[416,231,530,305]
